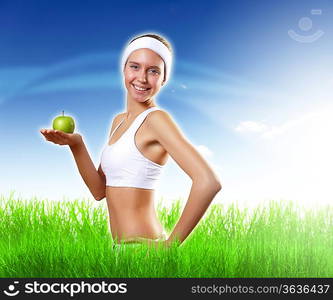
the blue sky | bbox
[1,0,332,208]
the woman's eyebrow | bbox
[128,61,161,70]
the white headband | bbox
[121,36,172,83]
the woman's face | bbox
[123,48,165,103]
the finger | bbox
[55,130,71,139]
[42,134,57,144]
[40,130,58,143]
[41,132,51,140]
[54,130,66,138]
[45,129,58,134]
[49,132,65,144]
[41,131,50,137]
[55,131,73,144]
[41,129,50,136]
[51,131,70,145]
[52,130,68,141]
[41,131,53,140]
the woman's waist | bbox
[107,203,163,237]
[106,185,155,198]
[105,187,164,242]
[110,218,166,244]
[106,186,156,209]
[110,209,162,229]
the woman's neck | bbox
[125,97,156,118]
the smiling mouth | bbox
[132,84,151,92]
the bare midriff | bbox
[105,186,165,244]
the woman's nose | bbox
[138,70,147,82]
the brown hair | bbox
[128,33,172,82]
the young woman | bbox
[40,33,222,248]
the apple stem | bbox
[62,110,64,116]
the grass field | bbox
[0,192,332,278]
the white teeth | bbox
[133,85,148,91]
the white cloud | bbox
[261,112,319,139]
[234,109,333,139]
[233,107,333,206]
[234,121,268,133]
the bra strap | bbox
[110,118,125,138]
[129,107,160,135]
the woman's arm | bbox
[40,129,106,201]
[165,178,221,246]
[40,113,123,201]
[69,140,106,201]
[147,111,222,246]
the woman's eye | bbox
[129,65,159,74]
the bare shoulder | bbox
[148,109,171,119]
[147,109,171,120]
[108,112,126,136]
[146,109,187,147]
[146,109,181,134]
[116,112,127,121]
[113,112,127,124]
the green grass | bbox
[1,192,333,277]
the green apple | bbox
[52,111,75,133]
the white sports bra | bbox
[100,107,164,190]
